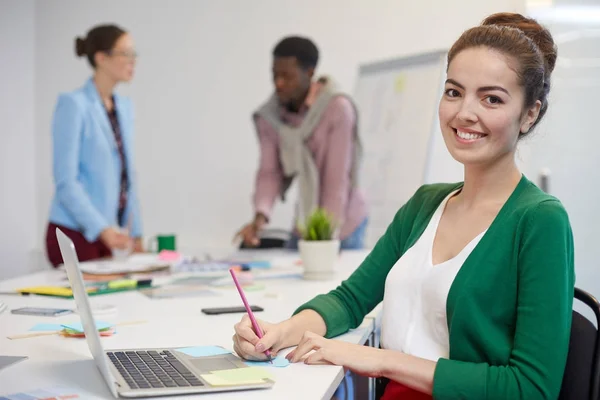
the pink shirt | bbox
[253,93,368,240]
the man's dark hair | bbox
[273,36,319,70]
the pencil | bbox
[229,268,272,363]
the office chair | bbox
[559,287,600,400]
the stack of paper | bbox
[75,254,170,275]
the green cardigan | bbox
[295,175,574,399]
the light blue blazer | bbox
[48,78,142,242]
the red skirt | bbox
[46,223,111,267]
[381,380,432,400]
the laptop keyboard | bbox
[107,350,205,390]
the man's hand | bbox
[234,214,267,247]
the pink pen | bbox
[229,268,272,363]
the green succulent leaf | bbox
[297,208,338,241]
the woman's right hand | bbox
[232,315,286,361]
[99,227,131,250]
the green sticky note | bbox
[60,321,113,333]
[210,366,273,382]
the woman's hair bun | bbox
[75,37,86,57]
[482,12,557,74]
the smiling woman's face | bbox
[439,46,540,167]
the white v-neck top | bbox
[380,190,487,361]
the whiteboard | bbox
[353,50,463,246]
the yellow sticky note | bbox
[200,374,265,387]
[210,366,273,382]
[394,74,406,93]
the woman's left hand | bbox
[286,331,388,377]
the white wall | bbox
[0,0,36,279]
[32,0,523,260]
[522,4,600,305]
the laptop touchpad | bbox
[189,358,239,374]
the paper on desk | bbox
[210,366,273,382]
[200,374,265,386]
[75,254,170,275]
[0,386,81,399]
[61,321,113,333]
[245,355,290,368]
[176,346,231,357]
[141,284,219,299]
[29,323,64,331]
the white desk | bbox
[0,250,375,400]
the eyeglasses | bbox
[106,50,138,60]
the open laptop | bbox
[56,228,274,398]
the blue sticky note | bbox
[176,346,231,357]
[61,321,113,333]
[29,323,64,332]
[245,261,271,269]
[244,355,290,368]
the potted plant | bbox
[297,208,340,280]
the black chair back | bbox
[559,287,600,400]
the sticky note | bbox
[158,250,181,261]
[210,366,272,382]
[60,321,113,333]
[245,261,271,269]
[200,374,265,386]
[394,74,406,93]
[241,283,265,292]
[29,323,64,331]
[245,355,290,368]
[176,346,231,357]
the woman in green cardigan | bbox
[233,12,574,400]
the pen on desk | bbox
[0,291,30,296]
[95,279,152,291]
[229,268,272,363]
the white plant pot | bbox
[298,239,341,281]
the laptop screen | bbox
[56,228,118,397]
